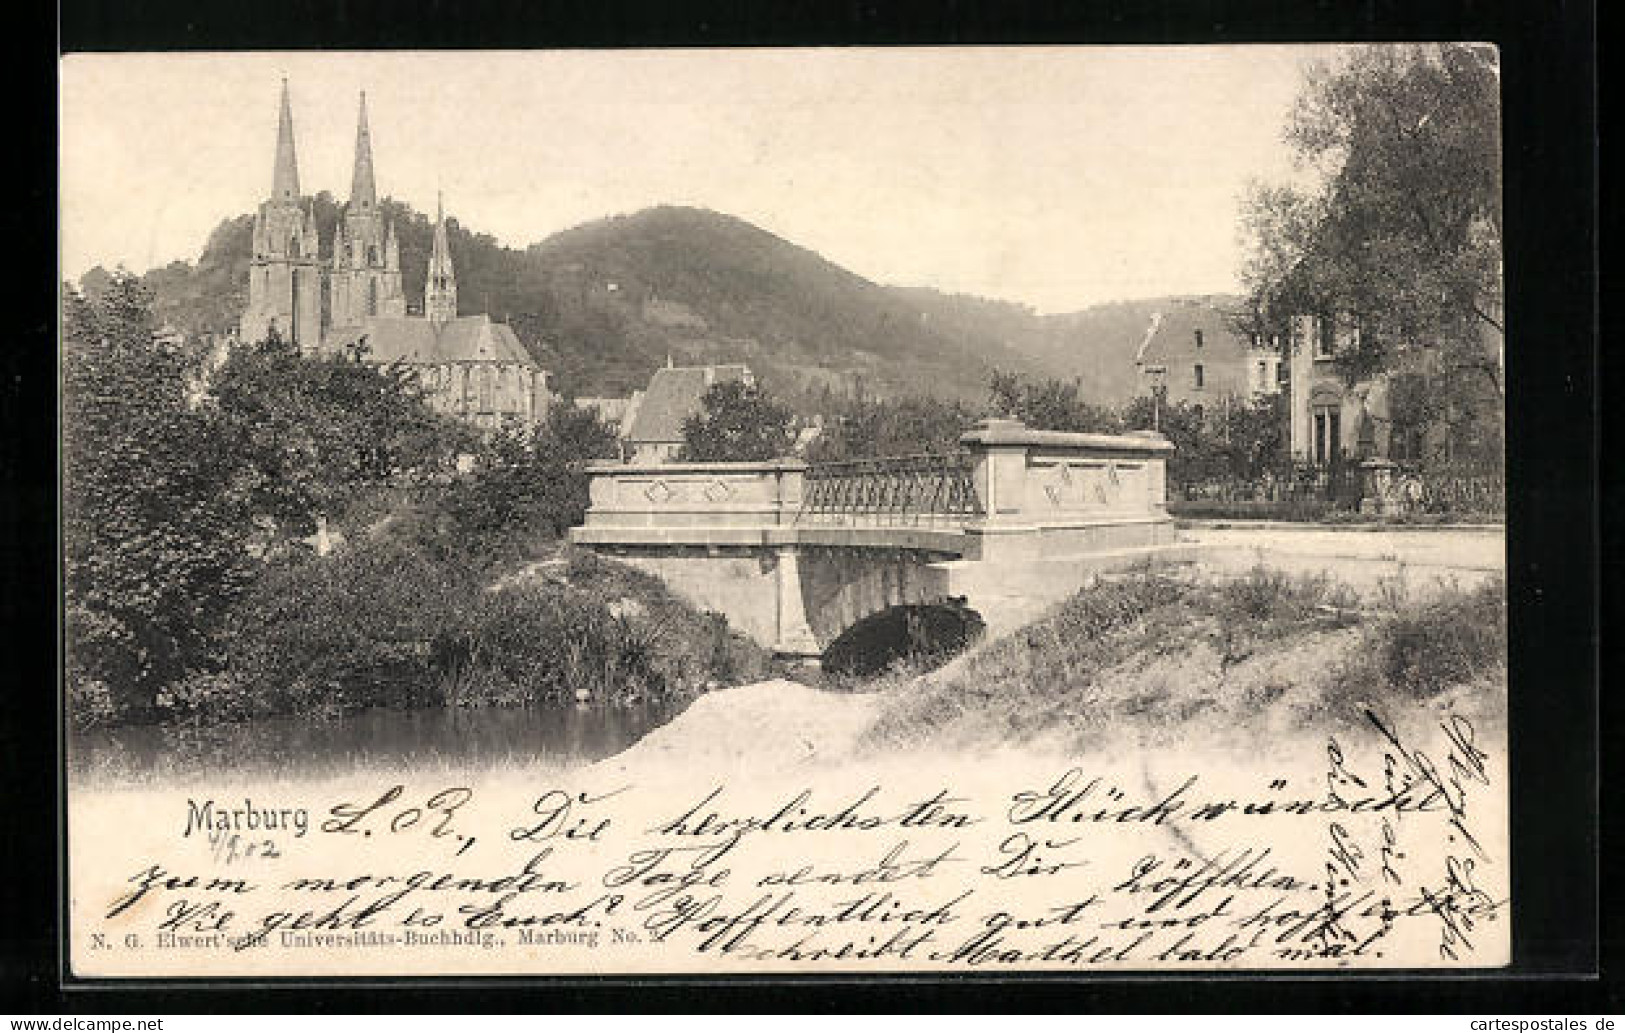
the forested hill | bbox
[79,201,1215,409]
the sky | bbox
[60,47,1341,313]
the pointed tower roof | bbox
[349,91,377,209]
[425,191,458,323]
[428,192,454,280]
[271,78,301,203]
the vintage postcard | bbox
[59,46,1508,977]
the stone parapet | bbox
[581,460,806,530]
[958,418,1172,529]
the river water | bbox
[67,700,684,782]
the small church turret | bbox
[425,192,457,323]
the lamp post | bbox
[1148,370,1168,433]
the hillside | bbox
[885,288,1247,408]
[80,201,1227,412]
[93,204,1045,407]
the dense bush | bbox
[434,585,665,707]
[140,535,771,726]
[805,393,981,462]
[1357,577,1506,699]
[194,537,473,720]
[431,406,619,552]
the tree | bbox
[207,332,472,553]
[988,371,1122,434]
[679,380,795,462]
[62,274,253,718]
[529,405,621,533]
[436,405,620,548]
[1242,45,1503,397]
[805,393,980,462]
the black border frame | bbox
[6,0,1603,1013]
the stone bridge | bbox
[569,418,1192,661]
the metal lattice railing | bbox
[797,451,984,527]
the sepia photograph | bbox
[57,44,1516,978]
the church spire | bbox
[349,90,377,210]
[425,191,457,323]
[271,78,301,203]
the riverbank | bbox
[70,527,1507,789]
[592,568,1506,781]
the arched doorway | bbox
[1308,383,1344,466]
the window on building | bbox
[479,367,495,412]
[1313,406,1342,466]
[1194,329,1204,349]
[1193,363,1204,389]
[1314,319,1336,359]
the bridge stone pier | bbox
[569,418,1192,660]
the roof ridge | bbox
[1133,311,1163,364]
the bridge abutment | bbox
[772,546,823,658]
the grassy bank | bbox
[861,565,1506,754]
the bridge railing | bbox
[796,451,984,528]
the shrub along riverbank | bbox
[73,537,771,730]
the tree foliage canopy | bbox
[804,393,980,462]
[680,380,796,462]
[432,404,620,550]
[208,332,472,547]
[62,274,253,715]
[988,370,1123,434]
[1242,44,1502,388]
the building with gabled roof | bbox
[622,360,754,462]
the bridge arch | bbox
[793,546,962,653]
[821,601,986,676]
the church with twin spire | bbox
[239,81,552,431]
